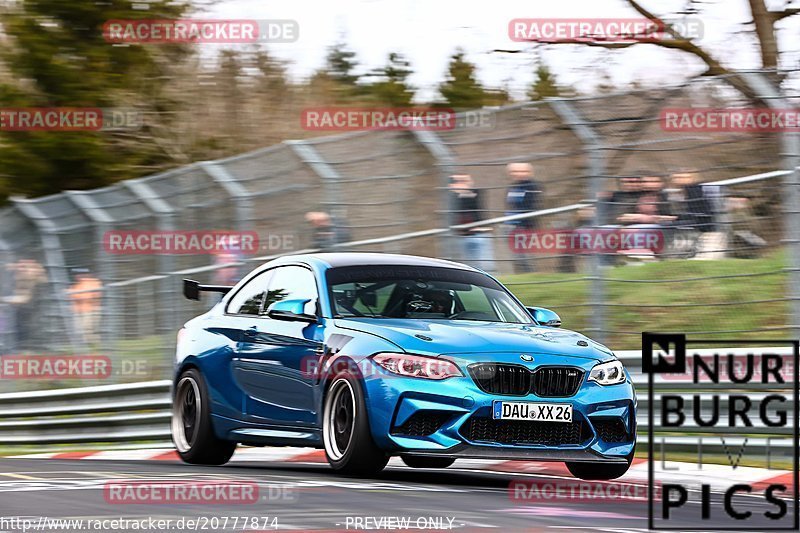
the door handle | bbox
[243,327,258,338]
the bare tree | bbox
[498,0,800,101]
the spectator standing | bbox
[449,174,496,274]
[599,175,644,225]
[2,258,47,350]
[617,173,674,226]
[669,171,725,259]
[504,163,542,273]
[306,211,349,251]
[68,268,102,346]
[616,193,676,260]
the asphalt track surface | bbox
[0,457,795,532]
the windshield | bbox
[326,265,532,323]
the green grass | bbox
[644,451,794,471]
[500,251,790,350]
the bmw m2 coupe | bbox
[172,253,636,478]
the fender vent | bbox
[592,418,631,443]
[391,411,452,437]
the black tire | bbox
[323,371,388,475]
[566,452,633,480]
[400,455,456,469]
[172,368,236,465]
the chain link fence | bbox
[0,71,798,391]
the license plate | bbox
[492,401,573,422]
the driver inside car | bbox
[405,288,455,317]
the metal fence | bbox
[0,71,798,391]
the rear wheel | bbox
[400,456,456,469]
[323,372,388,475]
[172,368,236,465]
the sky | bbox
[207,0,800,101]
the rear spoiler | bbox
[183,279,233,301]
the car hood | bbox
[333,318,614,361]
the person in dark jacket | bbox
[669,171,726,259]
[599,175,643,224]
[449,174,495,273]
[505,163,542,229]
[504,163,542,273]
[670,172,716,232]
[305,211,349,250]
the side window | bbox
[226,271,273,315]
[263,266,318,315]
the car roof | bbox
[278,252,477,271]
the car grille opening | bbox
[467,363,584,397]
[461,415,591,446]
[592,418,631,443]
[468,363,531,396]
[391,411,452,437]
[531,366,585,397]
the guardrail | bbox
[0,348,793,459]
[0,380,171,444]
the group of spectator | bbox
[447,165,765,273]
[599,170,765,261]
[601,171,715,231]
[598,170,723,261]
[449,162,542,274]
[0,259,102,352]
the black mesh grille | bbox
[531,367,584,397]
[391,411,452,437]
[593,418,631,443]
[468,364,531,396]
[461,416,590,446]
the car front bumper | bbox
[361,354,636,462]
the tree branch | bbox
[772,7,800,21]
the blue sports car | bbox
[172,253,636,478]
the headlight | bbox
[588,360,626,385]
[371,353,463,380]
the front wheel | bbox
[400,456,456,469]
[172,368,236,465]
[323,372,388,475]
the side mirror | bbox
[527,306,562,328]
[266,298,317,323]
